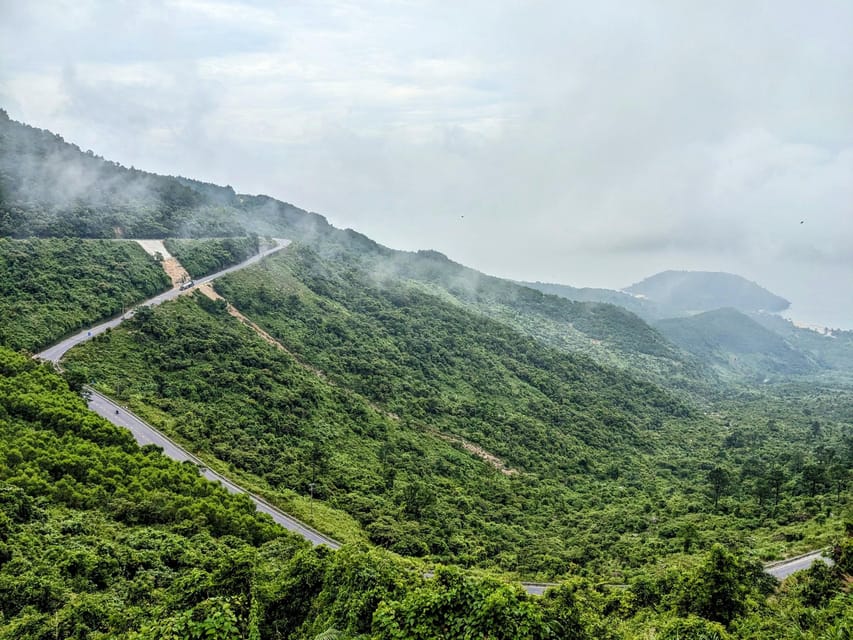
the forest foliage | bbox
[0,238,170,351]
[1,347,851,638]
[64,244,852,582]
[0,111,329,241]
[2,110,852,637]
[302,235,705,389]
[163,236,260,278]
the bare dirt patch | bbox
[134,240,191,287]
[162,258,191,287]
[432,431,520,476]
[196,284,327,378]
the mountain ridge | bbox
[626,269,791,314]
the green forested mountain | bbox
[1,112,852,637]
[0,110,329,240]
[163,236,261,278]
[304,237,705,389]
[527,273,851,385]
[625,270,790,314]
[0,111,703,386]
[1,346,614,639]
[65,255,688,578]
[656,308,818,380]
[62,243,852,582]
[749,312,853,378]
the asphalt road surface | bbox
[34,237,339,548]
[766,550,831,579]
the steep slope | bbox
[522,280,676,320]
[0,346,294,636]
[5,346,596,640]
[163,236,261,278]
[0,110,330,240]
[65,253,692,577]
[749,312,853,377]
[308,235,705,389]
[0,237,170,351]
[656,308,817,379]
[61,243,851,580]
[1,114,852,636]
[1,112,697,384]
[626,270,790,314]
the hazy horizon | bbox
[2,1,851,328]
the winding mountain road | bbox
[36,238,337,548]
[33,236,832,591]
[38,239,291,364]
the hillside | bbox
[0,112,700,385]
[65,249,692,578]
[311,237,706,389]
[0,237,170,351]
[0,110,330,241]
[59,242,850,581]
[656,308,818,380]
[3,346,613,640]
[626,270,790,314]
[749,312,853,378]
[0,113,852,637]
[522,280,675,320]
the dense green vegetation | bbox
[63,245,851,581]
[299,235,705,389]
[3,111,853,637]
[656,308,818,380]
[749,312,853,379]
[0,346,578,639]
[3,346,852,638]
[522,280,673,321]
[163,236,261,278]
[528,274,852,385]
[0,238,170,351]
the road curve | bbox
[35,238,339,547]
[37,239,291,364]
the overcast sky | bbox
[2,1,851,327]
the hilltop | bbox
[0,109,329,240]
[655,308,817,380]
[625,270,790,315]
